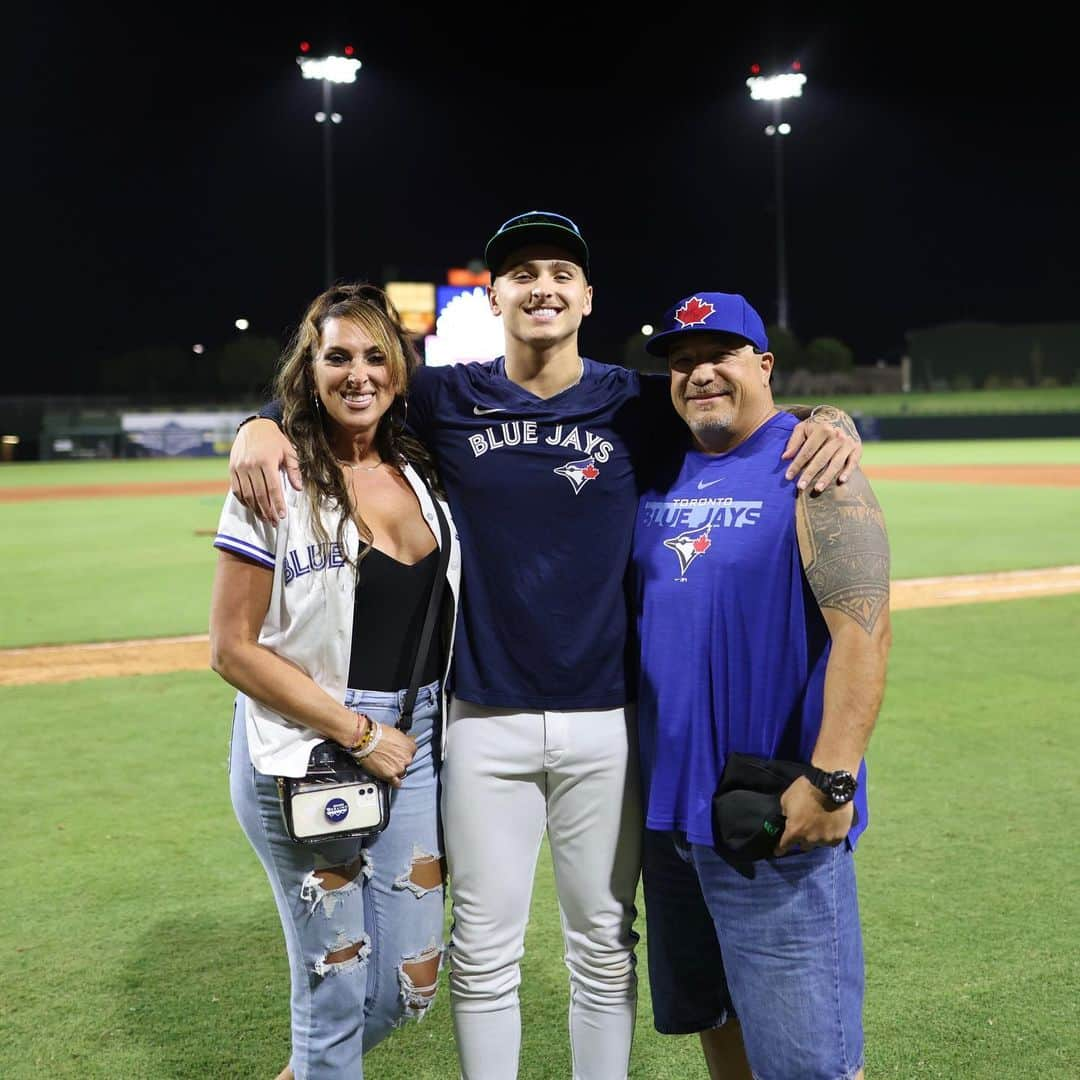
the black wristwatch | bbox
[807,767,858,807]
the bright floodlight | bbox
[192,343,205,355]
[297,55,362,84]
[746,72,807,101]
[641,324,654,336]
[234,318,249,331]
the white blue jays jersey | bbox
[409,358,676,709]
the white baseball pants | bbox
[441,698,642,1079]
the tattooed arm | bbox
[775,469,892,855]
[779,404,863,493]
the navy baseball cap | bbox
[645,292,768,356]
[484,211,591,280]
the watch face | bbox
[827,771,857,804]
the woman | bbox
[209,283,460,1080]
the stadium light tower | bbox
[746,63,807,330]
[297,42,362,287]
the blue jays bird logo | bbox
[554,456,600,494]
[663,527,712,578]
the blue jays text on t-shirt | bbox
[631,412,868,849]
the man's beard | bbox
[689,412,733,451]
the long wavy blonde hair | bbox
[274,282,439,565]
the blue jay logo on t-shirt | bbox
[554,456,600,493]
[642,496,764,581]
[664,527,713,576]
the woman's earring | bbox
[312,392,322,412]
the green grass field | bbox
[1,439,1078,1078]
[1,441,1077,647]
[3,596,1077,1078]
[776,387,1080,416]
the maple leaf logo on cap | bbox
[675,296,715,328]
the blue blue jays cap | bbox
[645,292,769,356]
[484,211,591,280]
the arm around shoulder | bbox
[228,414,301,524]
[780,404,863,492]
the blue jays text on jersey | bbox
[468,421,615,462]
[283,542,348,585]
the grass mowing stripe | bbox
[861,438,1080,466]
[2,438,1078,493]
[0,495,223,647]
[3,442,1080,649]
[3,597,1078,1077]
[874,480,1080,579]
[777,388,1080,417]
[0,458,232,488]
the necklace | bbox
[567,356,584,390]
[337,459,383,473]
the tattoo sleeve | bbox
[807,404,861,443]
[796,469,890,634]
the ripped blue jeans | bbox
[229,683,445,1080]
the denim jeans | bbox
[643,828,864,1080]
[229,682,445,1080]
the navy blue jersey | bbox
[631,413,868,848]
[409,359,678,709]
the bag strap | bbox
[397,484,451,733]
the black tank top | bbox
[347,546,444,692]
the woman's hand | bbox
[356,724,417,789]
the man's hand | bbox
[774,776,854,857]
[228,419,301,523]
[781,405,862,492]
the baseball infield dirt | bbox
[3,565,1078,688]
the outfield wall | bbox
[2,394,1080,460]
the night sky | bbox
[13,5,1079,393]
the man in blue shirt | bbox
[228,214,865,1079]
[632,291,891,1080]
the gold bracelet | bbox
[349,713,374,752]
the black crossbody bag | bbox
[276,493,451,844]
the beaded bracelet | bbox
[352,720,383,761]
[349,713,375,753]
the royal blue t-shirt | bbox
[631,412,869,848]
[409,359,678,710]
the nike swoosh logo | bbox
[697,477,725,489]
[473,406,504,415]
